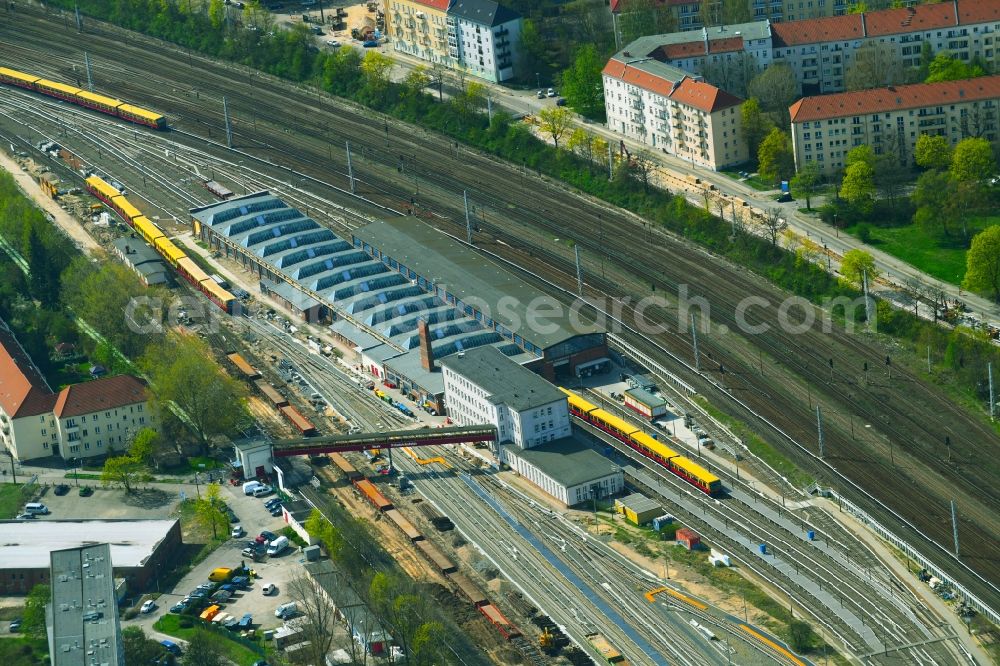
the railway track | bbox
[1,5,997,618]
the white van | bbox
[24,503,49,515]
[242,481,262,495]
[266,535,289,556]
[274,602,297,619]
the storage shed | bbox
[676,527,701,550]
[615,493,661,526]
[624,387,668,419]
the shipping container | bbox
[414,539,455,574]
[385,509,423,542]
[253,379,289,407]
[329,453,363,481]
[479,603,521,639]
[354,479,393,511]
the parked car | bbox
[79,486,93,497]
[362,40,379,48]
[546,88,556,97]
[325,39,341,47]
[556,97,567,106]
[269,506,283,517]
[82,611,102,622]
[259,530,278,543]
[777,192,793,202]
[15,513,34,520]
[9,618,22,633]
[53,484,70,496]
[536,90,545,99]
[264,498,282,509]
[261,583,277,596]
[140,600,156,614]
[252,485,274,497]
[169,601,188,614]
[231,525,245,538]
[160,640,182,655]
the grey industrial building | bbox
[110,237,168,286]
[191,193,609,414]
[502,437,623,507]
[46,543,125,666]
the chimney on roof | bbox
[418,319,435,372]
[702,27,709,55]
[953,0,959,25]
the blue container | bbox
[807,530,815,541]
[759,543,767,555]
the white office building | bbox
[441,345,570,451]
[447,0,521,83]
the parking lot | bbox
[128,483,306,634]
[23,482,187,520]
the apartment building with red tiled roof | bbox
[611,0,866,32]
[789,75,1000,174]
[0,318,152,462]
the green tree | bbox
[748,64,797,127]
[22,584,50,641]
[411,620,446,665]
[914,134,952,170]
[925,52,986,83]
[141,334,249,452]
[741,98,774,166]
[517,18,548,82]
[538,106,573,150]
[700,0,751,26]
[757,128,795,184]
[840,249,878,287]
[182,631,223,666]
[360,50,394,92]
[101,450,145,493]
[401,65,430,99]
[208,0,224,30]
[617,0,677,45]
[23,226,59,306]
[194,483,229,539]
[918,41,935,80]
[451,80,487,119]
[839,145,877,210]
[123,626,163,664]
[845,41,907,90]
[559,45,605,120]
[788,620,816,652]
[913,169,958,237]
[790,161,822,210]
[963,225,1000,300]
[950,136,996,184]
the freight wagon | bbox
[586,633,628,664]
[354,479,393,512]
[328,453,363,482]
[280,405,317,436]
[414,539,456,574]
[227,353,261,380]
[479,604,521,640]
[448,572,488,607]
[253,379,289,408]
[384,509,423,543]
[415,501,454,531]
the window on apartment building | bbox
[43,442,48,449]
[40,429,46,435]
[70,445,79,453]
[97,440,103,447]
[84,443,90,450]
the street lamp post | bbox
[535,72,540,89]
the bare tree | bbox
[845,42,907,91]
[287,574,342,666]
[631,149,656,193]
[757,208,788,245]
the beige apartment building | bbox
[603,37,747,170]
[385,0,453,65]
[612,0,874,32]
[789,75,1000,174]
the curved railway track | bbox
[1,5,997,615]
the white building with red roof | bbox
[789,75,1000,174]
[603,35,749,170]
[0,318,152,462]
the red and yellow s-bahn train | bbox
[0,66,167,130]
[561,388,723,496]
[86,175,237,313]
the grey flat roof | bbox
[384,349,445,395]
[354,220,599,350]
[440,345,564,411]
[50,543,123,665]
[506,436,621,488]
[0,520,177,569]
[261,278,321,310]
[330,319,383,351]
[618,492,660,514]
[111,237,162,265]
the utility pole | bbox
[345,141,356,194]
[222,96,233,149]
[464,190,472,244]
[486,96,493,123]
[863,268,872,325]
[951,500,960,557]
[690,314,700,371]
[607,142,614,181]
[83,52,93,92]
[74,3,81,31]
[574,244,583,296]
[817,405,825,458]
[990,362,995,421]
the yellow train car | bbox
[132,215,165,245]
[669,456,721,495]
[561,387,599,417]
[630,431,678,464]
[117,103,166,130]
[75,89,125,114]
[0,67,41,89]
[154,236,187,267]
[84,175,121,204]
[110,194,142,224]
[34,78,82,100]
[590,408,640,439]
